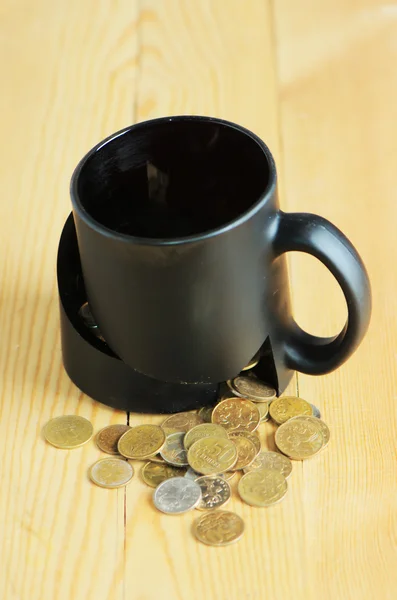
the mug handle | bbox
[272,211,371,375]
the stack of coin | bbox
[42,366,330,546]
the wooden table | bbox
[1,2,395,599]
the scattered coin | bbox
[258,402,270,422]
[96,424,131,455]
[198,406,214,423]
[290,415,330,448]
[212,398,260,433]
[269,396,313,425]
[141,462,185,488]
[241,352,260,371]
[153,477,202,514]
[184,423,228,450]
[89,457,134,489]
[228,431,261,456]
[275,417,324,460]
[193,510,245,546]
[187,436,238,475]
[160,432,188,466]
[195,476,231,510]
[228,433,257,471]
[118,424,166,459]
[238,469,288,507]
[231,376,276,402]
[161,412,204,434]
[43,415,93,449]
[310,404,321,419]
[243,451,292,479]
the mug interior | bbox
[76,118,270,239]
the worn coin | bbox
[43,415,93,449]
[228,434,257,471]
[231,376,276,402]
[198,406,214,423]
[192,510,245,546]
[275,417,324,460]
[153,477,202,514]
[241,352,260,371]
[184,423,228,450]
[238,469,288,507]
[269,396,313,425]
[161,412,204,434]
[258,402,270,422]
[141,462,185,488]
[196,476,231,510]
[290,415,330,447]
[243,451,292,478]
[310,404,321,419]
[89,458,134,489]
[160,432,188,466]
[118,424,166,459]
[211,398,260,433]
[228,431,261,456]
[96,424,131,455]
[187,437,238,475]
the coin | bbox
[89,458,134,489]
[269,396,313,425]
[153,477,202,514]
[220,471,237,482]
[228,433,257,471]
[211,398,260,433]
[275,417,324,460]
[196,476,231,510]
[310,404,321,419]
[192,510,245,546]
[187,437,238,475]
[228,431,261,456]
[96,424,131,455]
[147,454,166,464]
[198,406,214,423]
[160,432,188,466]
[118,424,166,459]
[243,451,292,479]
[231,376,276,402]
[161,412,204,434]
[290,415,330,447]
[43,415,93,449]
[241,352,260,371]
[141,462,185,488]
[258,402,270,422]
[184,423,228,450]
[238,469,287,507]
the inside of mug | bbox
[76,119,270,239]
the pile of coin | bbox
[43,370,330,546]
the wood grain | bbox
[1,0,396,599]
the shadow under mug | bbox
[70,116,371,386]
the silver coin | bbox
[196,476,231,511]
[243,450,292,479]
[153,477,202,514]
[310,404,321,419]
[184,467,201,480]
[160,432,188,466]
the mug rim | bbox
[70,115,277,246]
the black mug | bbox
[70,116,371,389]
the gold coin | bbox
[211,398,260,433]
[160,432,188,466]
[269,396,313,425]
[238,469,287,507]
[140,462,185,488]
[228,431,261,455]
[192,510,245,546]
[243,451,292,478]
[258,403,270,422]
[231,376,276,402]
[187,436,238,475]
[228,434,258,471]
[241,352,260,371]
[275,417,324,460]
[118,424,166,459]
[289,415,330,447]
[198,406,214,423]
[184,423,228,450]
[161,411,204,434]
[196,476,231,510]
[43,415,93,449]
[220,471,237,482]
[147,454,166,464]
[89,458,134,489]
[96,424,131,455]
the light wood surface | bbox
[0,1,395,599]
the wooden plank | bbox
[0,2,138,599]
[273,2,397,598]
